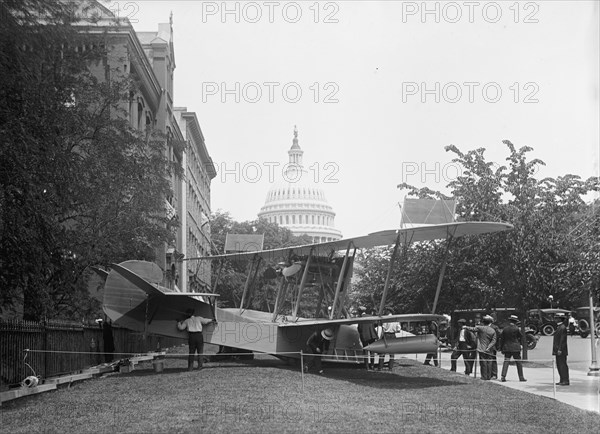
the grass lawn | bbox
[2,346,600,433]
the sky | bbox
[112,0,598,237]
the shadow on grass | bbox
[321,367,465,390]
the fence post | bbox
[300,351,305,392]
[552,357,556,399]
[43,319,48,380]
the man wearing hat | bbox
[305,328,334,374]
[450,319,476,375]
[357,309,379,370]
[498,315,527,382]
[553,313,570,385]
[465,315,497,380]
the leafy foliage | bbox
[0,1,179,320]
[353,142,599,316]
[209,211,313,310]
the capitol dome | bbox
[258,127,342,243]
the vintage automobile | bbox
[526,308,572,336]
[572,306,600,338]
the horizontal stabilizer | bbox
[110,262,164,296]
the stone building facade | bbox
[80,3,215,290]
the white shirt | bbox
[383,321,401,334]
[177,315,212,332]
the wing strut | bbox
[212,259,224,293]
[431,225,457,314]
[330,241,353,319]
[292,248,314,321]
[378,233,402,316]
[239,254,258,314]
[272,275,289,322]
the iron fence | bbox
[0,319,184,388]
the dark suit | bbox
[450,326,476,374]
[306,331,330,372]
[358,321,378,369]
[552,322,569,384]
[498,322,525,381]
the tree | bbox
[0,1,181,320]
[352,141,599,317]
[208,211,313,310]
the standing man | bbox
[357,307,378,370]
[498,315,527,382]
[177,308,215,371]
[489,316,501,380]
[450,318,476,376]
[423,320,440,367]
[465,315,497,380]
[553,313,570,386]
[380,312,401,370]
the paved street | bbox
[529,334,600,371]
[409,334,600,414]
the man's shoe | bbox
[423,362,431,366]
[519,378,527,382]
[501,377,506,382]
[557,382,570,386]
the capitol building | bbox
[258,127,343,243]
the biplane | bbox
[97,212,513,365]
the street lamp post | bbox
[587,289,600,377]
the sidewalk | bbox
[409,350,600,413]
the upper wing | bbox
[185,221,513,261]
[277,313,446,328]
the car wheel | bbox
[528,325,539,335]
[579,319,589,333]
[542,324,555,336]
[526,334,537,350]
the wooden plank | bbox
[1,384,57,404]
[87,365,117,375]
[44,372,93,385]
